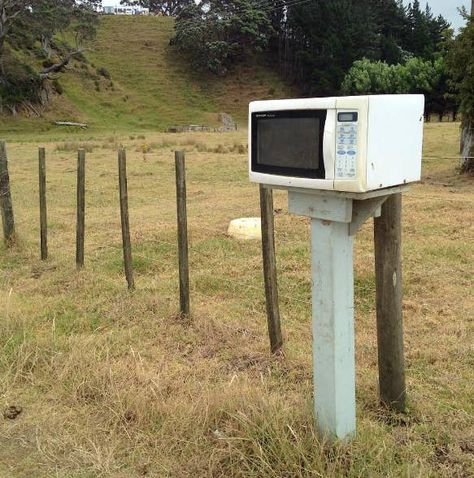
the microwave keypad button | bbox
[336,115,358,180]
[336,148,357,178]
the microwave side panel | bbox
[366,95,424,190]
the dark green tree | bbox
[374,0,409,64]
[283,0,380,95]
[401,1,450,60]
[172,0,273,75]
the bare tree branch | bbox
[39,49,85,78]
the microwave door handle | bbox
[323,110,336,180]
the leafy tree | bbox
[1,1,99,65]
[0,0,99,112]
[172,1,273,75]
[120,0,193,16]
[341,56,451,120]
[446,9,474,174]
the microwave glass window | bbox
[257,118,320,170]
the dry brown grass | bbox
[0,124,472,477]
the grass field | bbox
[0,122,472,477]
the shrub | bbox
[97,67,111,79]
[0,59,42,110]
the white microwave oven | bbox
[249,95,425,193]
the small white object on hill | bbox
[227,218,261,240]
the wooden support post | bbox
[175,151,190,317]
[259,185,283,354]
[374,193,406,411]
[118,148,135,290]
[0,141,15,245]
[76,149,86,269]
[39,147,48,260]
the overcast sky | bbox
[102,0,471,29]
[404,0,470,29]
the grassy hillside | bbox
[0,16,291,138]
[0,123,472,477]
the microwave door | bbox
[322,109,336,182]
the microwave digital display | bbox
[338,112,358,122]
[251,110,327,179]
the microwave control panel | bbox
[335,111,358,179]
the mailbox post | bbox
[250,94,423,440]
[286,186,407,440]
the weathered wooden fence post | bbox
[0,141,15,245]
[39,147,48,260]
[76,149,86,269]
[118,148,135,290]
[175,151,190,317]
[374,193,406,411]
[259,185,283,354]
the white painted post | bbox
[311,217,356,439]
[289,190,356,440]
